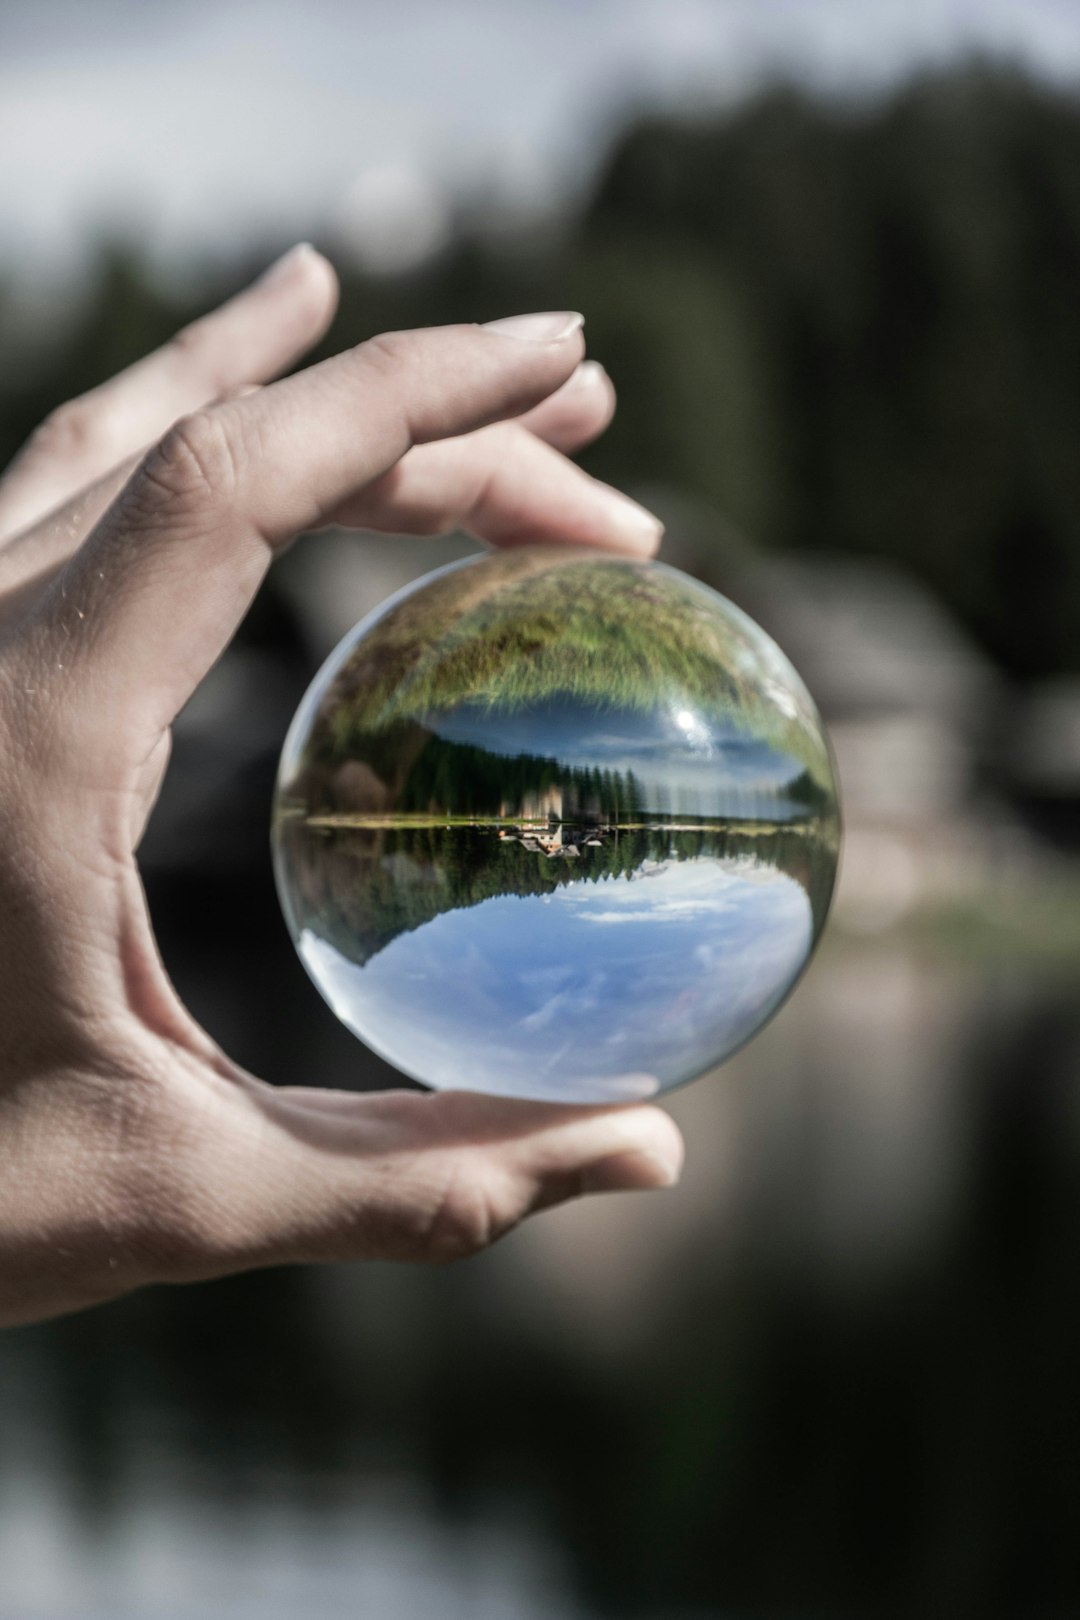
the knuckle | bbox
[166,316,210,366]
[353,327,451,452]
[166,320,229,398]
[357,327,416,380]
[32,397,101,463]
[138,409,241,514]
[417,1161,506,1264]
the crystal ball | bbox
[272,547,840,1103]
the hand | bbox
[0,245,684,1328]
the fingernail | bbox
[580,1149,682,1194]
[563,359,609,392]
[600,484,665,551]
[258,242,316,287]
[482,311,584,343]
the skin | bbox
[0,244,685,1329]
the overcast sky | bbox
[1,0,1079,283]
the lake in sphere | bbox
[272,547,840,1102]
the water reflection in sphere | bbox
[272,547,840,1102]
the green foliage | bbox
[583,69,1080,676]
[388,735,647,822]
[291,550,834,790]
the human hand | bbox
[0,245,684,1327]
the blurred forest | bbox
[2,64,1079,680]
[6,59,1080,1619]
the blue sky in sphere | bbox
[427,695,808,816]
[299,853,814,1100]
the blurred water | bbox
[3,848,1079,1615]
[2,539,1078,1617]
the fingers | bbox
[0,361,623,622]
[0,354,608,621]
[0,245,337,542]
[336,416,662,551]
[515,360,616,452]
[0,388,265,620]
[171,1085,685,1277]
[25,314,588,754]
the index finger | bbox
[26,312,587,757]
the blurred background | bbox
[3,1,1080,1615]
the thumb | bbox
[157,1083,685,1281]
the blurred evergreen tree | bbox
[2,65,1078,677]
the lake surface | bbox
[271,547,840,1101]
[275,817,835,1100]
[3,845,1080,1617]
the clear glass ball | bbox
[272,547,840,1102]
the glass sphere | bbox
[273,547,840,1103]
